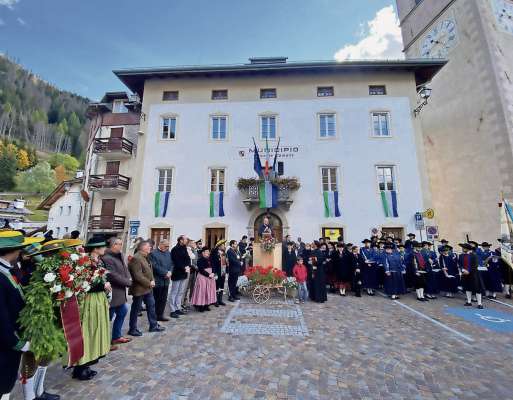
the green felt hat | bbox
[0,230,44,250]
[84,235,107,249]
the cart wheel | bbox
[253,285,271,304]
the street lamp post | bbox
[413,85,433,117]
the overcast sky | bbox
[0,0,403,100]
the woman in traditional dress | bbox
[383,244,406,299]
[72,235,111,381]
[191,247,217,312]
[333,243,352,296]
[485,250,504,299]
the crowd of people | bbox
[1,227,513,400]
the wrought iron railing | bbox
[93,137,133,155]
[89,174,130,190]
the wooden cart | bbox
[249,283,287,304]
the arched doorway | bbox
[254,212,283,242]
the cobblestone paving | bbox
[11,292,513,400]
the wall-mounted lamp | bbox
[413,84,433,117]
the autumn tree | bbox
[54,164,67,183]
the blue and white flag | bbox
[323,191,341,217]
[209,191,225,217]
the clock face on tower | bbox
[492,0,513,35]
[420,18,459,58]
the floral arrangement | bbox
[245,265,286,285]
[282,276,299,291]
[18,249,106,361]
[260,234,276,253]
[236,176,301,191]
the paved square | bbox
[11,293,513,400]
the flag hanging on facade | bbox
[380,190,398,217]
[253,138,263,177]
[323,191,341,217]
[154,191,170,217]
[259,180,278,209]
[209,191,225,217]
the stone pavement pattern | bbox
[12,293,513,400]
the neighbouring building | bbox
[108,57,444,247]
[81,92,141,243]
[37,178,83,238]
[0,198,32,230]
[396,0,513,243]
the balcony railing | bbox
[89,215,126,231]
[89,174,130,191]
[93,137,133,157]
[241,184,293,210]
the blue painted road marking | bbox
[446,307,513,333]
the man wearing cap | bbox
[404,233,416,253]
[169,235,191,318]
[439,245,459,298]
[0,231,40,399]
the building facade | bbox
[111,58,443,246]
[396,0,513,243]
[81,92,141,242]
[37,179,83,237]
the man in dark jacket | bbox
[227,240,243,301]
[149,239,173,321]
[103,237,133,344]
[211,239,227,306]
[169,235,191,318]
[283,241,297,277]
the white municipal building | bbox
[85,57,445,248]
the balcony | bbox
[89,174,130,192]
[89,215,126,232]
[93,137,133,159]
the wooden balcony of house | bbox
[89,215,126,231]
[240,184,294,210]
[93,137,133,159]
[88,174,130,192]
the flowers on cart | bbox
[236,275,249,288]
[282,276,299,290]
[245,265,286,285]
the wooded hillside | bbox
[0,54,90,157]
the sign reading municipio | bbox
[234,145,306,160]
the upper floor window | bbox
[260,115,277,140]
[212,90,228,100]
[210,168,225,192]
[317,86,334,97]
[321,166,338,192]
[112,99,128,114]
[157,168,173,192]
[369,85,387,95]
[162,117,177,140]
[319,113,336,138]
[211,116,227,141]
[67,206,72,216]
[260,88,277,99]
[162,91,179,101]
[371,112,391,137]
[59,206,63,216]
[376,166,396,191]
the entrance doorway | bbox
[206,228,225,249]
[381,227,404,240]
[151,228,170,244]
[254,213,283,243]
[322,227,344,242]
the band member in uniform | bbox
[459,243,485,308]
[421,241,438,299]
[309,243,328,303]
[350,245,363,297]
[333,243,352,296]
[439,245,459,298]
[383,244,406,299]
[410,241,428,301]
[360,239,377,296]
[0,231,39,400]
[210,239,227,306]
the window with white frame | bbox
[321,166,339,192]
[162,117,177,140]
[376,166,396,191]
[260,115,277,140]
[210,168,225,192]
[67,206,72,216]
[260,88,277,99]
[162,91,179,101]
[211,116,227,140]
[319,113,336,138]
[157,168,173,192]
[56,227,61,237]
[317,86,334,97]
[112,99,128,113]
[64,227,69,233]
[371,112,391,136]
[59,206,63,216]
[212,90,228,100]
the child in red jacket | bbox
[292,257,308,303]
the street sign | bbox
[423,208,435,219]
[426,226,439,241]
[414,212,425,230]
[129,220,140,237]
